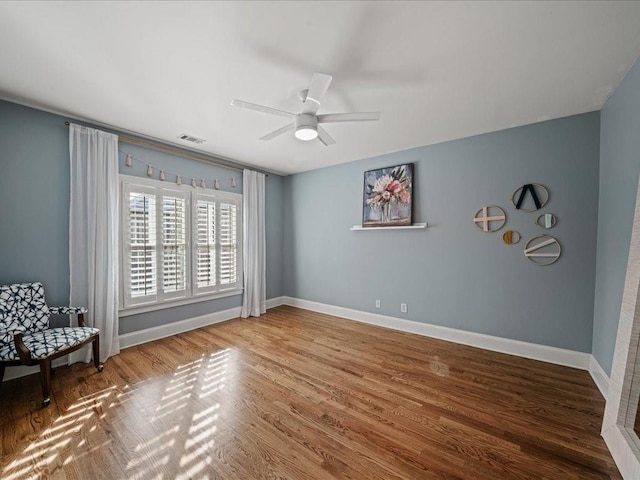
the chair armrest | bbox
[13,333,32,364]
[50,306,88,327]
[49,306,88,315]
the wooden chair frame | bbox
[0,312,103,407]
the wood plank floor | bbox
[0,306,620,479]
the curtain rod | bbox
[64,121,267,175]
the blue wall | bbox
[3,82,637,364]
[0,101,70,307]
[0,99,284,334]
[284,113,600,353]
[593,59,640,375]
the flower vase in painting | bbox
[362,164,413,227]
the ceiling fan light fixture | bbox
[294,113,319,141]
[231,73,380,146]
[295,126,318,141]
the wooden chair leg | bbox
[92,336,103,372]
[0,364,5,384]
[39,359,52,407]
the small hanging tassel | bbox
[191,178,197,188]
[214,179,220,190]
[176,175,182,186]
[231,177,237,188]
[201,179,207,189]
[159,170,166,181]
[125,154,133,167]
[147,165,153,176]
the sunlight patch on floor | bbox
[1,387,117,480]
[125,348,232,480]
[1,348,235,480]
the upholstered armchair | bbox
[0,282,103,406]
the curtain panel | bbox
[241,169,266,318]
[69,124,120,362]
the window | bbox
[193,193,241,295]
[121,176,242,310]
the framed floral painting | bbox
[362,163,413,227]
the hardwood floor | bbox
[0,306,620,479]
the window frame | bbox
[119,175,243,314]
[192,191,243,297]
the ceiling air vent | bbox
[178,133,206,144]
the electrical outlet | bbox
[400,303,408,313]
[375,299,381,308]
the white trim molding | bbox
[119,306,242,349]
[589,355,610,399]
[282,296,593,371]
[119,289,243,317]
[601,175,640,479]
[3,358,69,382]
[266,296,285,309]
[120,296,285,349]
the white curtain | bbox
[68,124,120,363]
[241,169,266,318]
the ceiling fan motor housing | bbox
[295,113,318,130]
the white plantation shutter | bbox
[123,183,191,307]
[121,176,242,310]
[161,192,188,298]
[195,198,216,290]
[193,193,242,295]
[219,201,239,287]
[125,186,158,305]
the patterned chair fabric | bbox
[0,282,50,337]
[0,326,99,361]
[0,281,103,407]
[0,320,13,345]
[49,306,88,315]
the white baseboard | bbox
[602,424,640,479]
[119,296,286,349]
[3,297,285,382]
[4,295,607,399]
[4,357,69,382]
[282,296,592,371]
[266,296,285,309]
[119,306,242,349]
[589,355,610,399]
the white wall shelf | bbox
[350,223,428,231]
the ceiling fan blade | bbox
[259,123,295,141]
[317,126,336,146]
[317,112,381,123]
[231,99,295,119]
[301,73,333,115]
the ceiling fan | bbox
[231,73,381,146]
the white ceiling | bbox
[1,1,640,175]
